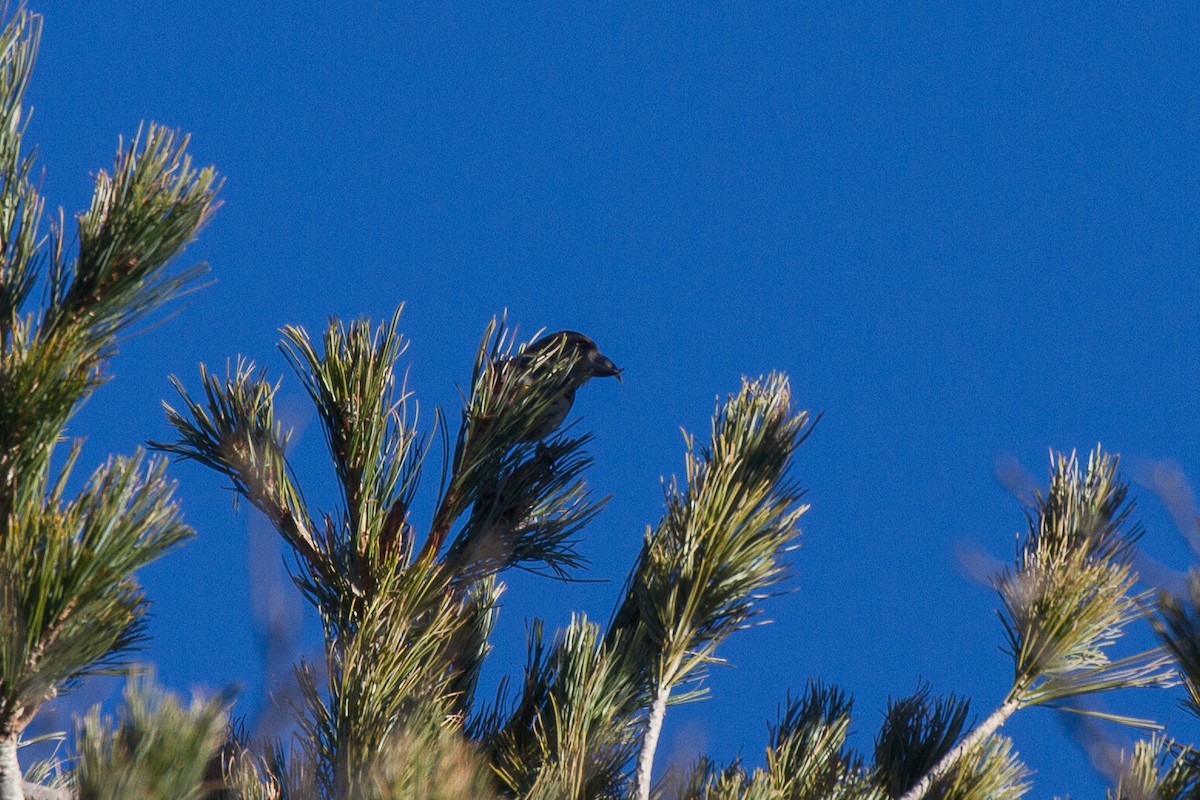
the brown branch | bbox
[419,484,460,565]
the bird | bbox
[505,330,621,441]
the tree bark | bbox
[634,685,671,800]
[0,736,23,800]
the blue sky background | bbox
[20,3,1200,796]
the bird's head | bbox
[528,330,622,383]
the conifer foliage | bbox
[0,6,221,799]
[6,6,1200,800]
[153,312,814,800]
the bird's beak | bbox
[592,353,623,382]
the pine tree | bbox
[0,7,221,799]
[7,5,1200,800]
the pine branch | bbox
[444,435,601,584]
[677,683,877,800]
[484,616,638,800]
[45,124,219,345]
[1107,736,1200,800]
[1154,571,1200,720]
[444,576,503,718]
[0,9,44,331]
[160,315,624,798]
[998,448,1174,709]
[898,448,1170,800]
[1,453,192,737]
[155,361,327,584]
[0,6,220,794]
[278,307,425,591]
[875,687,973,797]
[71,676,230,800]
[609,373,812,799]
[0,739,18,800]
[894,699,1021,800]
[794,684,1032,800]
[633,685,669,800]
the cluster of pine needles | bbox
[3,6,1200,800]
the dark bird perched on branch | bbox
[510,330,622,441]
[422,329,621,565]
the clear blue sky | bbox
[24,3,1200,796]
